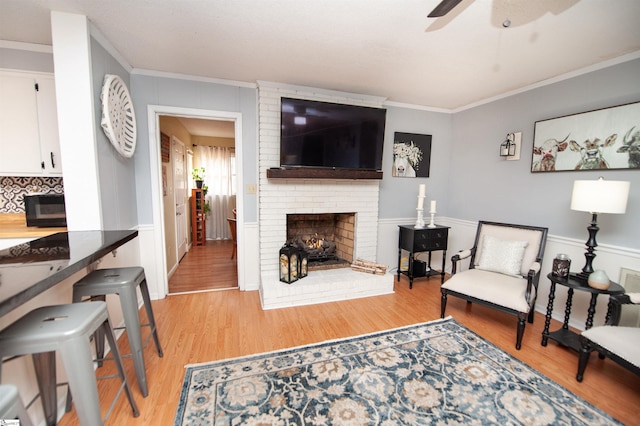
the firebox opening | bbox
[286,213,355,270]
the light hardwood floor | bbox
[58,274,639,425]
[168,240,238,293]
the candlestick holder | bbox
[427,212,436,228]
[415,208,425,229]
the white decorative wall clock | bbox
[100,74,137,158]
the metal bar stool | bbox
[72,267,163,397]
[0,384,33,426]
[0,302,139,426]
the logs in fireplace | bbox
[286,213,355,270]
[290,234,338,262]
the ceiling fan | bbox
[428,0,465,17]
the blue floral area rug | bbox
[174,317,620,425]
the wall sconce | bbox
[499,131,521,160]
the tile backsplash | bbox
[0,176,64,213]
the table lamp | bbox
[570,177,630,280]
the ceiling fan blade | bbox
[428,0,464,17]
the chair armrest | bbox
[627,293,640,304]
[611,293,636,305]
[524,261,542,304]
[607,293,639,326]
[451,249,473,275]
[456,249,472,260]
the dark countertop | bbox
[0,230,138,316]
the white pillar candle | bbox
[430,200,436,212]
[418,184,426,197]
[417,197,424,210]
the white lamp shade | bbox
[571,178,630,214]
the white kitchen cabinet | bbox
[0,71,62,176]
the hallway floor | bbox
[168,239,237,293]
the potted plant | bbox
[192,167,205,188]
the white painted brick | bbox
[258,84,386,308]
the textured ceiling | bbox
[1,0,639,111]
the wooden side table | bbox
[541,272,624,351]
[397,224,449,289]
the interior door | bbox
[173,137,188,261]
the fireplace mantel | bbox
[266,167,383,180]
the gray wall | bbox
[90,37,139,230]
[130,75,258,223]
[5,46,638,251]
[449,58,640,248]
[0,47,54,72]
[0,42,140,231]
[378,106,453,219]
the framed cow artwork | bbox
[392,132,432,178]
[532,101,640,172]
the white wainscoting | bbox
[377,217,640,332]
[137,215,639,329]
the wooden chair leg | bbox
[516,315,526,350]
[440,291,447,318]
[577,347,591,382]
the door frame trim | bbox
[147,105,244,297]
[172,135,187,264]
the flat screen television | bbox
[280,97,386,171]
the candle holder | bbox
[415,208,425,229]
[427,212,436,228]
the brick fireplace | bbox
[257,82,394,309]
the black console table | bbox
[397,224,449,289]
[541,272,624,352]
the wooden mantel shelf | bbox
[266,168,383,180]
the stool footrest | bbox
[113,322,156,332]
[104,378,140,421]
[24,383,70,411]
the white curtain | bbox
[194,145,235,240]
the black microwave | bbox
[24,194,67,227]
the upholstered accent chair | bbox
[441,221,548,350]
[577,293,640,381]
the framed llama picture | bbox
[531,101,640,172]
[392,132,432,177]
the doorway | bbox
[161,115,238,293]
[148,106,244,297]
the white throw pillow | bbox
[476,236,528,276]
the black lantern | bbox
[298,248,309,279]
[279,243,299,284]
